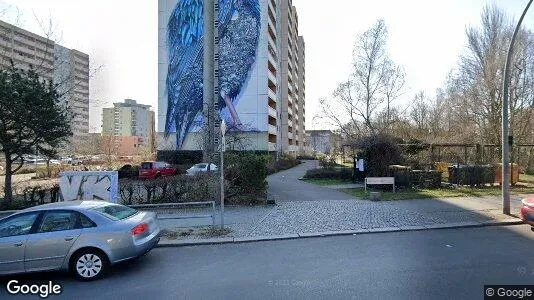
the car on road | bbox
[139,161,178,179]
[0,201,161,281]
[520,196,534,231]
[186,163,218,175]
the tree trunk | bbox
[3,155,13,207]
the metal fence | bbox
[0,201,218,228]
[130,201,217,227]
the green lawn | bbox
[520,173,534,185]
[302,178,353,186]
[341,186,534,201]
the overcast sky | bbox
[0,0,533,132]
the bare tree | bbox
[317,19,405,140]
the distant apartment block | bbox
[307,130,335,154]
[102,99,156,155]
[0,19,90,139]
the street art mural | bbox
[164,0,261,148]
[59,172,119,203]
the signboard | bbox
[365,177,395,185]
[59,171,119,203]
[364,177,395,193]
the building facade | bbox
[0,19,90,140]
[279,0,305,155]
[157,0,305,154]
[102,99,155,154]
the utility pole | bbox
[220,120,226,229]
[203,0,219,162]
[502,0,533,215]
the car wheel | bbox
[71,249,108,281]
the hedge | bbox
[303,168,353,180]
[448,165,495,187]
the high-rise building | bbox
[102,99,155,153]
[0,19,90,139]
[157,0,305,154]
[296,35,306,153]
[279,0,305,155]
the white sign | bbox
[365,177,394,185]
[59,171,119,203]
[365,177,395,193]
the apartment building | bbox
[279,0,306,155]
[296,35,306,153]
[0,19,90,139]
[102,99,156,154]
[157,0,305,154]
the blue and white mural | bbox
[164,0,261,149]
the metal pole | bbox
[220,143,224,229]
[502,0,533,215]
[220,120,226,229]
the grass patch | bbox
[341,186,534,201]
[198,227,233,238]
[161,227,233,240]
[520,173,534,185]
[302,178,354,186]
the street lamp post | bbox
[220,120,226,229]
[502,0,533,215]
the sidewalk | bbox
[157,195,525,246]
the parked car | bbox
[520,196,534,231]
[49,159,61,165]
[139,161,178,179]
[117,164,138,179]
[186,163,218,175]
[0,201,161,280]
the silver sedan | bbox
[0,200,161,281]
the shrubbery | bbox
[266,154,301,174]
[387,165,442,189]
[355,134,404,176]
[1,182,60,210]
[296,155,316,160]
[225,153,268,204]
[448,165,495,187]
[303,168,352,180]
[119,174,218,205]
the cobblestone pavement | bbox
[158,195,525,240]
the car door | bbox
[0,212,40,274]
[164,163,174,176]
[24,210,82,272]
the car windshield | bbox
[93,204,138,220]
[194,164,207,169]
[140,162,153,170]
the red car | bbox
[139,161,178,179]
[520,196,534,231]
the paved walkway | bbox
[157,194,524,245]
[267,160,355,201]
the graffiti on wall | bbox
[59,172,119,203]
[164,0,261,149]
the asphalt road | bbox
[2,225,534,300]
[267,160,354,202]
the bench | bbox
[364,177,395,193]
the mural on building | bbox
[164,0,261,148]
[59,172,119,203]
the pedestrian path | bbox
[157,195,525,246]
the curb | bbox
[156,219,524,247]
